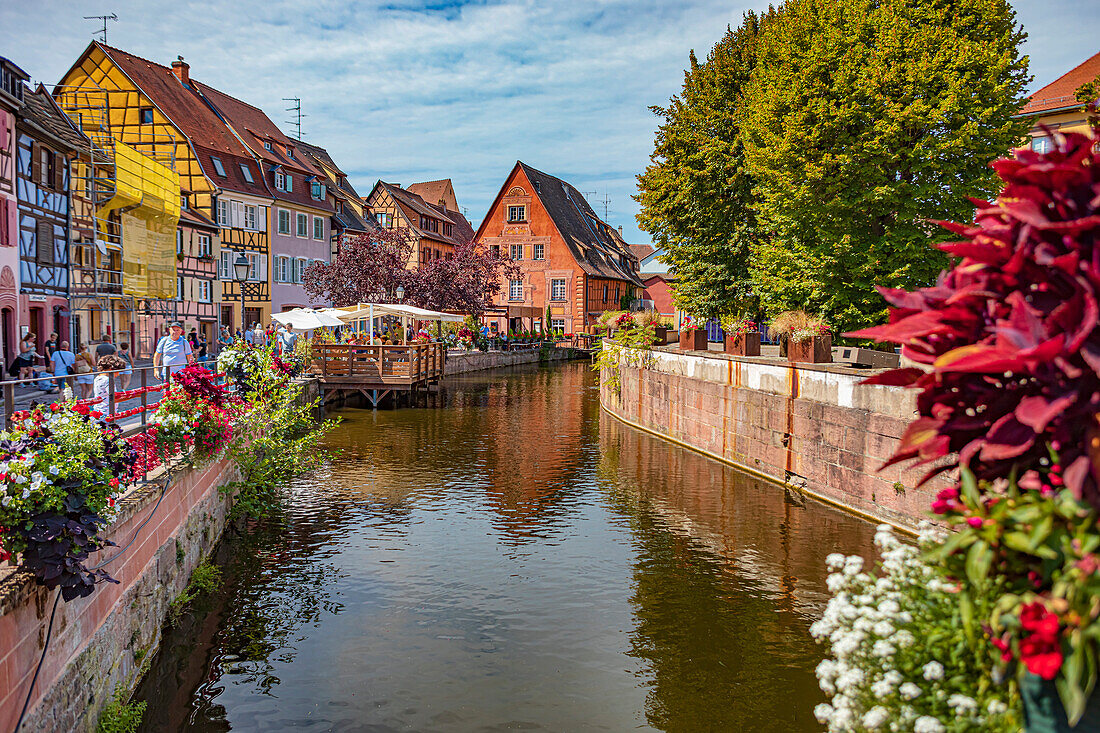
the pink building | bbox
[0,57,28,366]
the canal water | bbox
[135,362,877,732]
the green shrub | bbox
[96,685,146,733]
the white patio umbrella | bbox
[272,308,345,330]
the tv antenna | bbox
[84,13,118,43]
[599,190,612,221]
[283,97,306,139]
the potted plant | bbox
[721,316,761,356]
[633,311,670,345]
[678,316,708,351]
[771,311,831,363]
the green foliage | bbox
[593,322,656,397]
[740,0,1030,334]
[167,556,222,626]
[224,348,338,521]
[96,686,146,733]
[635,11,773,318]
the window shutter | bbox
[259,254,267,281]
[36,219,54,264]
[31,142,41,184]
[286,174,292,193]
[258,207,267,232]
[54,155,65,191]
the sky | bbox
[1,0,1098,245]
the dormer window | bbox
[311,181,324,200]
[211,157,226,177]
[239,164,254,183]
[263,141,272,151]
[275,170,285,190]
[286,147,293,159]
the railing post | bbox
[140,366,147,427]
[107,368,115,417]
[3,382,13,430]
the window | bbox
[197,234,211,257]
[285,173,293,192]
[443,222,453,237]
[180,194,188,210]
[243,204,257,230]
[551,278,567,301]
[274,255,287,283]
[296,212,308,237]
[313,216,324,240]
[217,199,229,226]
[603,283,609,301]
[263,141,272,151]
[311,181,323,200]
[247,253,265,282]
[533,244,544,260]
[198,279,211,303]
[36,220,54,264]
[219,251,230,280]
[551,318,565,332]
[1031,136,1052,154]
[176,228,183,254]
[286,147,293,159]
[140,108,154,124]
[507,205,526,223]
[275,170,286,191]
[509,279,523,301]
[239,164,253,183]
[296,257,308,283]
[510,244,523,260]
[177,276,184,300]
[278,209,291,234]
[490,244,500,257]
[211,157,226,176]
[375,212,389,227]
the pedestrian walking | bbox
[93,354,127,414]
[153,321,195,382]
[50,340,75,394]
[117,342,133,390]
[73,344,95,399]
[96,333,116,359]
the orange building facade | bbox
[475,162,641,334]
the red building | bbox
[475,162,641,334]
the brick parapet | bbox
[602,346,941,530]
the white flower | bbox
[986,699,1007,715]
[914,715,945,733]
[871,677,895,698]
[843,555,864,575]
[826,553,846,570]
[49,465,59,476]
[872,639,895,658]
[899,682,921,700]
[814,703,834,724]
[893,630,916,649]
[21,488,29,499]
[922,661,944,681]
[862,706,889,730]
[872,620,895,637]
[1,495,9,506]
[947,694,977,714]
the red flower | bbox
[1018,602,1063,680]
[109,477,119,488]
[991,636,1013,663]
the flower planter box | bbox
[788,335,832,363]
[653,326,668,346]
[724,332,761,356]
[679,329,708,351]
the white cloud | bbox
[2,0,1097,242]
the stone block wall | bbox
[602,347,943,530]
[445,346,574,375]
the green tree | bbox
[740,0,1030,334]
[634,11,774,318]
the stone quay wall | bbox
[0,378,320,733]
[600,345,943,530]
[445,346,575,375]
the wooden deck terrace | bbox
[312,342,447,407]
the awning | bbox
[272,307,345,330]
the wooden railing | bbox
[311,342,447,384]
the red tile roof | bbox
[628,244,655,261]
[1019,51,1100,117]
[407,179,456,211]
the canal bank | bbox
[598,344,943,532]
[130,361,877,731]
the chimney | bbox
[618,225,623,236]
[171,56,190,86]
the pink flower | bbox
[966,516,984,528]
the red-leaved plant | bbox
[851,131,1100,507]
[851,131,1100,724]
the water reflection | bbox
[136,362,876,731]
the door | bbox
[221,305,234,332]
[1,308,12,367]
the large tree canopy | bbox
[740,0,1030,333]
[634,11,773,319]
[302,230,517,315]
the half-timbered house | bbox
[0,57,28,365]
[474,162,642,334]
[192,86,333,315]
[293,138,375,262]
[16,85,85,346]
[364,180,474,267]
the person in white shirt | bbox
[94,355,127,414]
[153,321,195,381]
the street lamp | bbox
[395,285,404,302]
[233,253,250,332]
